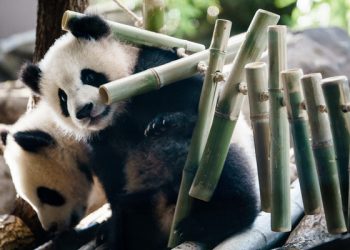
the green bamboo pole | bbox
[143,0,165,32]
[301,73,347,234]
[245,62,271,212]
[322,76,350,226]
[61,10,205,53]
[99,34,244,104]
[188,10,280,202]
[268,25,290,232]
[167,19,232,248]
[281,69,321,215]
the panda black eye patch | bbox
[37,186,66,206]
[58,88,69,117]
[80,68,109,88]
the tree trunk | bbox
[33,0,88,63]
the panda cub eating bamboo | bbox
[20,15,259,249]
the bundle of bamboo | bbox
[281,69,321,215]
[301,73,346,234]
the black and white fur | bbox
[20,15,259,249]
[0,103,104,232]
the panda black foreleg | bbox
[177,145,259,246]
[109,188,173,250]
[144,112,197,138]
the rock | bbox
[0,81,29,124]
[0,155,16,215]
[288,27,350,79]
[275,210,343,250]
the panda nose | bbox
[76,103,93,119]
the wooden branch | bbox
[0,214,35,250]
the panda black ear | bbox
[14,130,55,152]
[67,15,110,40]
[20,62,41,94]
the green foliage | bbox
[291,0,350,32]
[166,0,219,39]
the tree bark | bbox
[33,0,89,63]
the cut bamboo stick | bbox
[245,62,271,212]
[267,25,290,232]
[189,10,280,202]
[62,10,205,52]
[282,68,321,215]
[167,19,232,248]
[301,73,347,234]
[322,76,350,226]
[142,0,165,32]
[99,34,244,104]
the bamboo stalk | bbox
[167,19,232,248]
[62,10,204,52]
[188,10,280,202]
[245,62,271,212]
[321,76,350,226]
[99,33,245,104]
[267,25,291,232]
[281,69,321,215]
[142,0,165,32]
[301,73,347,234]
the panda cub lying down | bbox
[16,14,259,249]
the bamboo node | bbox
[312,139,333,149]
[341,104,350,113]
[197,62,208,75]
[215,110,237,121]
[300,101,306,110]
[250,113,269,120]
[176,48,188,58]
[213,72,226,83]
[238,82,248,95]
[149,68,162,89]
[318,105,327,113]
[259,91,269,102]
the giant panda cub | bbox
[0,102,105,232]
[20,15,259,249]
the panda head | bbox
[1,104,94,232]
[20,15,139,138]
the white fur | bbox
[38,33,139,139]
[2,102,104,231]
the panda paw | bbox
[144,113,176,137]
[144,112,196,137]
